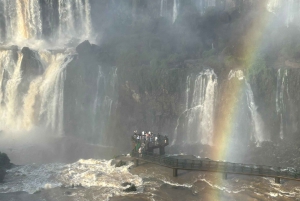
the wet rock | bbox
[76,40,92,55]
[21,47,44,78]
[115,160,127,167]
[122,182,137,192]
[121,182,132,187]
[65,191,72,196]
[0,152,11,169]
[0,152,11,183]
[0,167,5,182]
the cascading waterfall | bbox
[173,69,217,146]
[58,0,92,40]
[0,0,92,45]
[0,50,23,130]
[173,0,178,23]
[92,66,103,136]
[195,0,216,15]
[228,70,269,145]
[0,0,42,43]
[0,49,74,135]
[38,53,73,136]
[245,81,269,144]
[276,69,289,139]
[92,67,118,143]
[0,0,94,136]
[267,0,300,27]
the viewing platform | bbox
[131,149,300,184]
[130,133,300,184]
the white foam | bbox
[0,163,63,194]
[0,159,144,200]
[199,179,244,194]
[160,179,193,188]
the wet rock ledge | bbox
[0,152,12,182]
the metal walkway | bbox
[132,152,300,184]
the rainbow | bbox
[213,2,273,162]
[210,3,275,199]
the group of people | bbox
[132,130,169,156]
[132,130,168,145]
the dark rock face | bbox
[75,40,93,56]
[0,167,5,183]
[21,47,44,79]
[64,41,99,140]
[0,152,11,182]
[0,152,11,169]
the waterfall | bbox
[0,50,23,130]
[228,70,268,145]
[276,69,289,139]
[173,69,217,146]
[0,0,42,43]
[92,66,103,136]
[267,0,300,27]
[90,67,118,144]
[195,0,216,15]
[0,0,92,45]
[245,81,269,144]
[38,53,73,136]
[58,0,92,40]
[0,49,74,135]
[173,0,178,23]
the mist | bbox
[0,0,300,165]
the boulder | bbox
[0,152,11,183]
[0,152,11,169]
[76,40,92,55]
[115,160,127,167]
[121,182,137,192]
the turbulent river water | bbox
[1,0,300,200]
[1,156,300,201]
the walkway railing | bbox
[131,151,300,183]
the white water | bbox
[173,69,217,146]
[58,0,92,41]
[228,70,269,145]
[267,0,300,27]
[0,0,92,46]
[39,53,73,136]
[0,49,73,135]
[0,159,143,200]
[245,81,269,144]
[0,50,23,130]
[173,0,178,23]
[0,0,94,135]
[276,69,289,139]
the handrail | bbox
[131,151,300,180]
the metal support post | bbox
[223,173,228,180]
[173,168,178,177]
